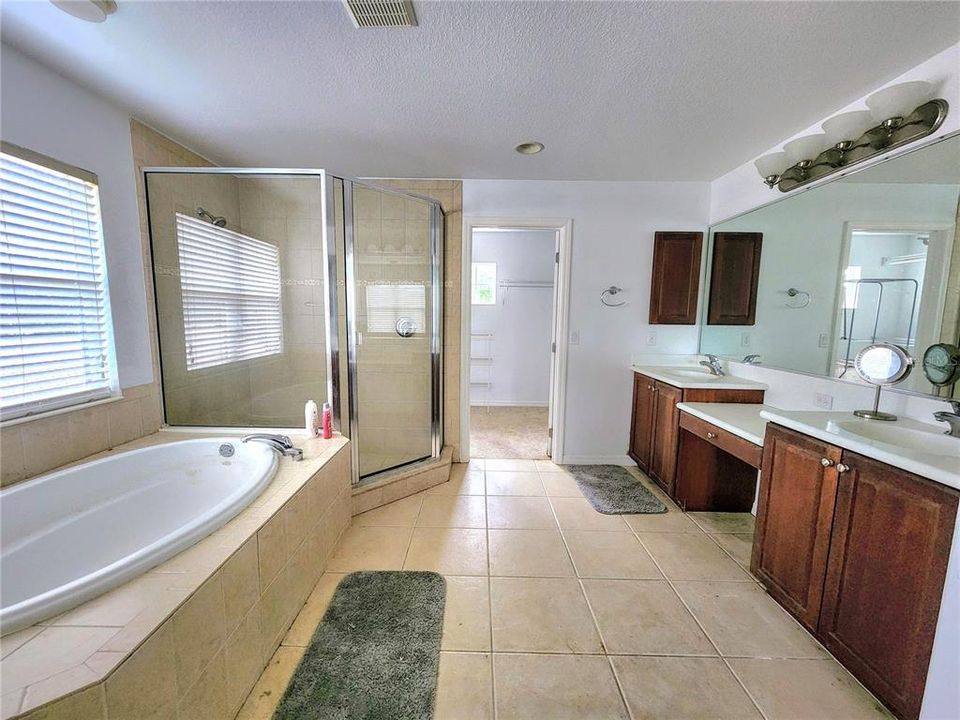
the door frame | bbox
[460,216,573,463]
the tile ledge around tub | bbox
[1,432,350,720]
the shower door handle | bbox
[395,318,417,337]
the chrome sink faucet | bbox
[933,402,960,438]
[699,354,725,377]
[742,354,762,365]
[242,433,304,461]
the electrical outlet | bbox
[646,331,657,346]
[818,333,830,348]
[815,392,834,410]
[569,330,580,345]
[740,332,751,347]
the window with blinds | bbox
[364,282,426,334]
[0,145,119,422]
[175,213,283,371]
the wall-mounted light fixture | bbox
[756,82,948,193]
[50,0,117,22]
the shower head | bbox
[196,207,227,227]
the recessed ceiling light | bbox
[515,142,544,155]
[49,0,117,22]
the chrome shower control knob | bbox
[395,318,417,337]
[820,457,834,467]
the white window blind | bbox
[175,213,283,371]
[364,283,425,334]
[0,147,118,422]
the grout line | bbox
[399,495,425,568]
[483,467,498,720]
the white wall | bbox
[464,180,711,462]
[710,43,960,225]
[470,229,556,406]
[1,43,154,388]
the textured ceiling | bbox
[2,1,958,181]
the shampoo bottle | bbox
[305,400,320,438]
[321,402,333,439]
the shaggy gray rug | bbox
[274,571,446,720]
[565,465,667,514]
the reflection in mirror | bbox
[700,134,960,399]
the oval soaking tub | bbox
[0,437,278,635]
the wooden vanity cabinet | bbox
[707,232,763,325]
[648,231,703,325]
[754,425,959,720]
[628,372,764,498]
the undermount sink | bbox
[832,420,960,459]
[660,368,721,381]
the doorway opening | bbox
[461,218,572,462]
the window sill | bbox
[0,394,125,429]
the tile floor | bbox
[237,459,893,720]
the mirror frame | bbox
[699,129,960,400]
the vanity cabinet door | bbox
[649,382,682,494]
[628,373,656,471]
[818,451,958,720]
[707,232,762,325]
[648,232,703,324]
[752,424,842,632]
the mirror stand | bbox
[854,385,897,421]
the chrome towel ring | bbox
[601,286,626,307]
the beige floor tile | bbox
[674,581,828,658]
[535,460,567,473]
[426,469,485,496]
[435,652,493,719]
[282,573,345,647]
[728,658,893,719]
[404,528,489,575]
[494,653,629,720]
[712,533,754,567]
[490,578,603,653]
[416,495,487,528]
[689,512,756,534]
[488,529,575,577]
[486,471,545,496]
[485,458,538,472]
[563,531,662,579]
[235,645,305,720]
[582,579,715,656]
[354,494,423,527]
[486,496,558,529]
[442,577,491,651]
[550,497,630,532]
[326,525,412,572]
[638,533,753,581]
[539,471,583,497]
[623,511,701,533]
[612,656,762,719]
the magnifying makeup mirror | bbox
[922,343,960,388]
[853,343,913,421]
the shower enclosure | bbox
[144,169,443,484]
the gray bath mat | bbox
[565,465,667,514]
[274,571,446,720]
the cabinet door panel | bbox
[649,232,703,325]
[650,382,682,495]
[819,451,958,720]
[629,373,656,471]
[707,232,763,325]
[752,424,841,631]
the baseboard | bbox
[469,401,549,408]
[558,454,634,465]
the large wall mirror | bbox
[700,133,960,398]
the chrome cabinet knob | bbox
[820,457,834,467]
[706,432,718,439]
[836,463,851,474]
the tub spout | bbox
[242,434,304,461]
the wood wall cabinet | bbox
[628,372,763,498]
[707,232,762,325]
[649,232,703,325]
[753,425,959,720]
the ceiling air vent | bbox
[344,0,417,27]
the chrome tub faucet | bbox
[933,401,960,438]
[242,433,304,461]
[699,354,725,376]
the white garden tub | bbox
[0,437,278,635]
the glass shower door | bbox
[346,183,441,478]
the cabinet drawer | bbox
[679,412,762,468]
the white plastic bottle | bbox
[304,400,320,438]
